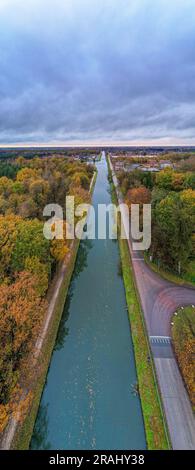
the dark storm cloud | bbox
[0,0,195,144]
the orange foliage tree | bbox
[125,186,151,208]
[0,272,47,420]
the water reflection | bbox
[31,239,93,449]
[73,239,93,281]
[30,403,51,450]
[55,239,93,351]
[31,154,146,450]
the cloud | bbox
[0,0,195,145]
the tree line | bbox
[117,161,195,276]
[0,155,94,432]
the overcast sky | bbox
[0,0,195,146]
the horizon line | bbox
[1,141,195,149]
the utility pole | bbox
[178,260,181,275]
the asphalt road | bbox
[132,248,195,337]
[131,248,195,450]
[110,157,195,450]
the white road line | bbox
[150,335,172,345]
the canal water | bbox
[31,153,146,450]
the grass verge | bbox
[119,237,170,449]
[171,306,195,411]
[145,255,195,287]
[107,155,170,449]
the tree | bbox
[184,173,195,190]
[172,172,185,191]
[180,189,195,225]
[151,187,168,210]
[16,167,40,190]
[11,219,51,273]
[0,176,13,197]
[0,154,93,432]
[0,195,9,214]
[29,178,49,206]
[125,186,151,207]
[155,168,173,190]
[69,185,90,206]
[0,214,21,280]
[0,272,46,405]
[0,215,51,279]
[50,221,70,262]
[71,172,90,190]
[79,173,90,190]
[18,197,38,219]
[12,181,25,195]
[152,193,192,271]
[24,257,49,296]
[0,162,19,180]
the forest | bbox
[115,154,195,411]
[116,154,195,282]
[0,155,94,433]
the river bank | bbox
[0,170,97,450]
[107,155,170,449]
[31,152,146,450]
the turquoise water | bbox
[31,153,146,450]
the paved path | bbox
[109,157,195,449]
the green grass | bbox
[183,260,195,284]
[172,306,195,411]
[145,254,195,287]
[107,155,170,449]
[119,237,170,449]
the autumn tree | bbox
[0,214,21,281]
[0,176,13,197]
[0,272,46,405]
[11,218,51,273]
[16,167,40,187]
[155,168,174,190]
[180,189,195,225]
[0,154,93,432]
[125,186,151,208]
[24,257,49,296]
[29,179,49,206]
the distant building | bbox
[159,160,172,169]
[124,163,140,171]
[114,162,124,170]
[141,166,159,172]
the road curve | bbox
[109,156,195,450]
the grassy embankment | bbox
[107,160,170,450]
[172,306,195,411]
[145,255,195,287]
[119,238,170,449]
[12,170,97,450]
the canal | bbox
[31,152,146,450]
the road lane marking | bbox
[150,335,172,345]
